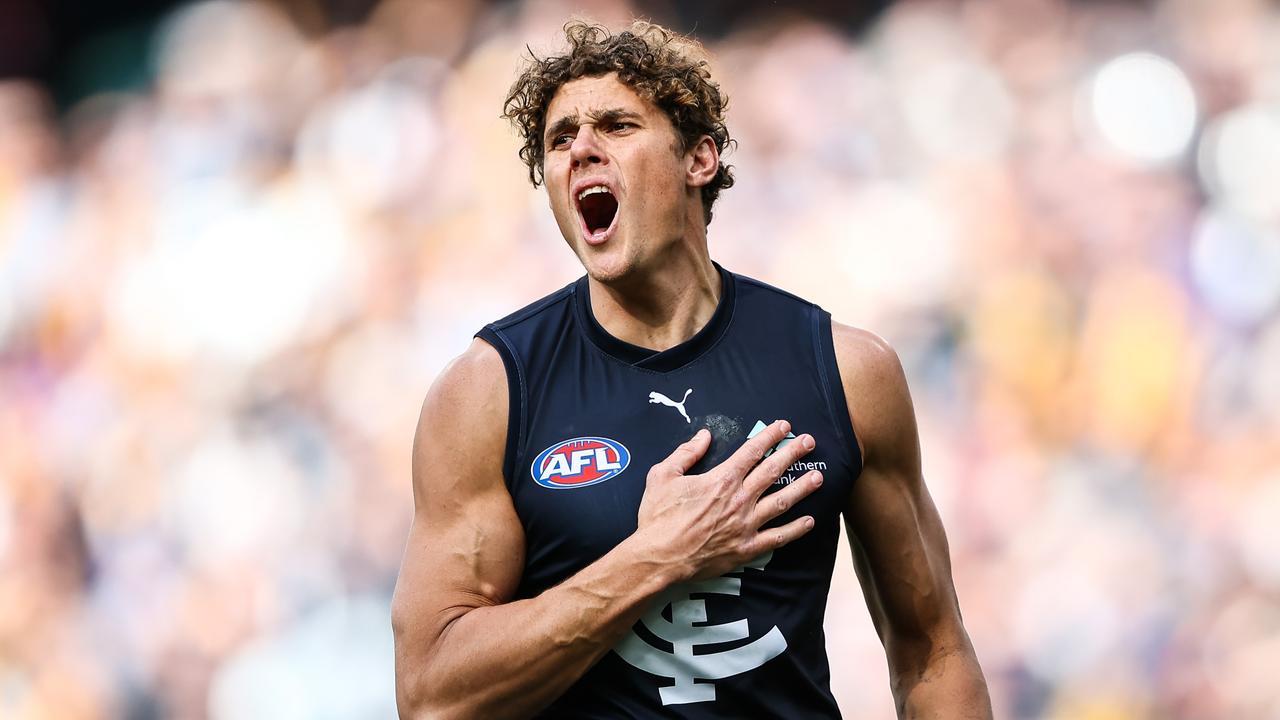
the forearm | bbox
[399,532,680,720]
[891,642,992,720]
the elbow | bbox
[885,624,976,687]
[394,646,482,720]
[392,602,496,720]
[392,636,457,719]
[394,673,432,720]
[396,680,466,720]
[391,599,468,719]
[394,641,472,720]
[397,700,450,720]
[887,634,990,717]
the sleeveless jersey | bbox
[476,264,862,719]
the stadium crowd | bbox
[1,0,1279,717]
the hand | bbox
[636,420,824,581]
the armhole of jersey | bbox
[476,326,526,490]
[812,308,864,480]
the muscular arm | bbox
[833,324,992,719]
[392,339,822,719]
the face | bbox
[541,73,699,283]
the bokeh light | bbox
[1087,52,1198,164]
[1190,208,1280,326]
[1197,103,1280,222]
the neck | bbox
[588,246,721,352]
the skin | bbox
[834,324,992,717]
[392,72,992,719]
[542,73,721,351]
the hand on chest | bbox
[524,380,842,542]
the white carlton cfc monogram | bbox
[613,551,787,705]
[648,388,693,423]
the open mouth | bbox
[576,185,619,244]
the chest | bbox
[509,342,856,593]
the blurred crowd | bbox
[1,0,1278,717]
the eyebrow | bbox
[544,108,642,144]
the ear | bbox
[685,135,719,189]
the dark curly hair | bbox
[503,20,735,226]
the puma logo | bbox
[649,389,693,424]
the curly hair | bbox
[503,20,735,226]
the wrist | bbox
[623,527,691,588]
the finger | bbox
[750,470,823,528]
[654,428,712,478]
[718,420,791,480]
[743,431,815,498]
[746,514,816,556]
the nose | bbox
[569,125,605,169]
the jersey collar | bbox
[573,262,737,373]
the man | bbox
[392,20,992,719]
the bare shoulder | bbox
[828,321,917,467]
[394,337,523,676]
[422,336,507,409]
[830,322,904,391]
[397,335,522,607]
[411,337,510,505]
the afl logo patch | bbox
[532,437,630,489]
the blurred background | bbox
[1,0,1278,717]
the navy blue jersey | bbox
[476,264,862,719]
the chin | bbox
[580,252,635,285]
[567,231,638,284]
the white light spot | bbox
[1088,53,1198,164]
[1198,103,1280,221]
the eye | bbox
[610,122,636,133]
[550,132,574,149]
